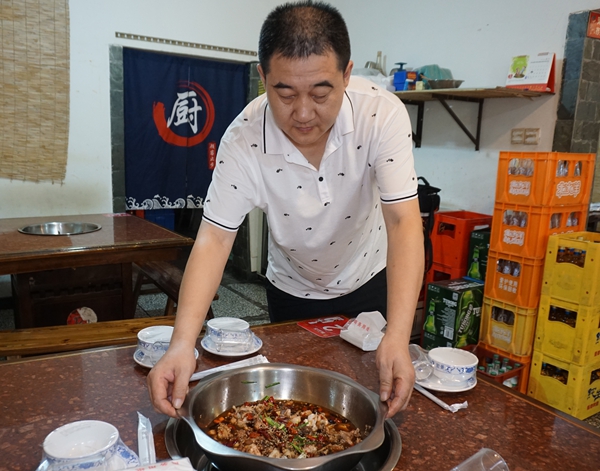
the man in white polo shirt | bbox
[148,0,424,419]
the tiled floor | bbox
[0,267,270,330]
[134,268,270,325]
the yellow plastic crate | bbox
[480,296,537,357]
[534,295,600,366]
[542,231,600,306]
[527,350,600,420]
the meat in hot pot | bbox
[202,395,367,458]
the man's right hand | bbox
[147,343,197,417]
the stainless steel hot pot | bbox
[177,363,388,471]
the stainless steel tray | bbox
[165,417,402,471]
[18,222,102,236]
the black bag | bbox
[417,177,441,273]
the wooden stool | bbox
[133,261,217,318]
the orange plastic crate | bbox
[484,251,545,309]
[465,342,530,394]
[489,203,587,259]
[495,151,595,206]
[425,263,466,288]
[432,211,492,268]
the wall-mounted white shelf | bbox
[394,87,553,150]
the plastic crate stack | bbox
[528,231,600,420]
[427,210,492,287]
[479,151,595,394]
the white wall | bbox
[333,0,600,214]
[0,0,598,218]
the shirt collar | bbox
[262,91,355,156]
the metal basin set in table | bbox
[18,221,102,236]
[0,213,194,328]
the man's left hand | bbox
[376,334,415,417]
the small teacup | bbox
[137,325,173,365]
[429,347,478,384]
[206,317,252,352]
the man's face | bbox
[258,51,353,155]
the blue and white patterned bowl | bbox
[42,420,140,470]
[429,347,478,384]
[205,317,252,352]
[137,325,173,364]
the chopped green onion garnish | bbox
[265,382,280,388]
[265,416,285,429]
[241,381,256,384]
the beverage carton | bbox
[422,278,484,350]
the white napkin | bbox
[189,354,269,382]
[137,412,156,466]
[339,311,386,351]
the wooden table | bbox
[1,321,599,471]
[0,213,194,328]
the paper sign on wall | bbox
[506,52,555,93]
[588,11,600,39]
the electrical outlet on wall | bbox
[511,128,525,145]
[524,128,541,145]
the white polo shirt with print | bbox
[203,76,418,299]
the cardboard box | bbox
[466,229,490,281]
[421,278,484,350]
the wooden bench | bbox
[133,260,217,318]
[0,315,177,358]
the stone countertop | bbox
[1,321,600,471]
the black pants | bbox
[265,268,387,322]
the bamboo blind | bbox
[0,0,70,183]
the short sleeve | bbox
[373,102,418,204]
[202,136,259,232]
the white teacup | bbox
[429,347,478,384]
[137,325,173,365]
[42,420,138,471]
[43,420,117,470]
[206,317,252,352]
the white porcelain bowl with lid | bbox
[205,317,253,352]
[428,347,478,384]
[137,325,173,365]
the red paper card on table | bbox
[297,316,349,338]
[506,52,555,93]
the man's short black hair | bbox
[258,1,351,75]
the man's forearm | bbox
[170,221,236,348]
[383,201,424,343]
